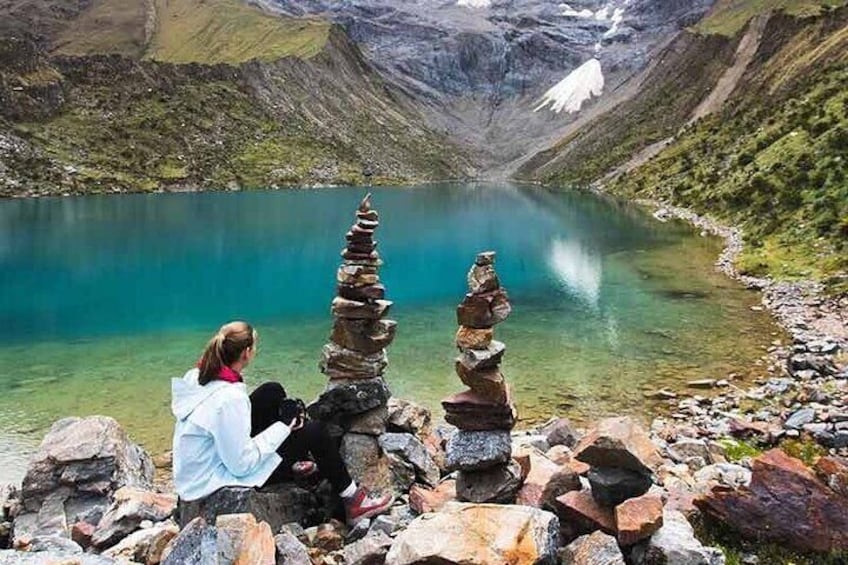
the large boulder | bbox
[385,503,559,564]
[13,417,153,543]
[631,510,725,565]
[573,417,662,476]
[695,449,848,553]
[92,487,177,549]
[177,484,329,533]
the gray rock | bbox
[341,433,413,496]
[274,531,311,565]
[368,514,400,538]
[632,510,725,565]
[386,398,432,436]
[177,484,327,533]
[446,430,511,472]
[346,518,371,543]
[378,433,440,487]
[512,433,551,454]
[538,418,580,448]
[456,460,523,504]
[785,408,816,429]
[14,417,153,544]
[560,530,625,565]
[667,439,712,465]
[92,488,177,549]
[308,378,391,421]
[348,405,389,436]
[27,536,83,554]
[102,521,179,564]
[341,531,393,565]
[161,517,217,565]
[587,467,652,507]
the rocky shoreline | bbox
[644,200,847,455]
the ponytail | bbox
[198,321,256,385]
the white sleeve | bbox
[210,395,291,478]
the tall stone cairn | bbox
[307,195,405,496]
[308,193,396,432]
[442,252,521,503]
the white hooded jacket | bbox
[171,368,290,501]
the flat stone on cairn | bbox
[442,252,520,503]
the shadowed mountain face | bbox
[264,0,715,168]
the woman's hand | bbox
[289,415,305,432]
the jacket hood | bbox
[171,368,235,420]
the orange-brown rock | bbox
[515,451,581,509]
[695,449,848,553]
[815,456,848,497]
[615,493,664,546]
[233,520,275,565]
[553,490,616,536]
[409,480,457,514]
[455,326,493,349]
[456,289,511,329]
[573,417,662,476]
[71,521,95,549]
[384,503,558,564]
[455,363,508,404]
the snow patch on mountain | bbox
[458,0,491,8]
[534,58,604,114]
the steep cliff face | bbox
[264,0,715,168]
[0,0,474,195]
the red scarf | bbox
[218,366,243,383]
[195,361,243,383]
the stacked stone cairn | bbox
[307,194,406,494]
[308,193,395,428]
[442,252,521,503]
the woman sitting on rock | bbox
[170,320,392,524]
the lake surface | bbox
[0,183,780,483]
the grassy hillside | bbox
[146,0,329,64]
[52,0,330,63]
[695,0,846,36]
[0,0,472,195]
[609,9,848,286]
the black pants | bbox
[249,382,352,493]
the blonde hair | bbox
[198,321,257,385]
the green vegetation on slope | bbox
[50,0,330,63]
[695,0,847,36]
[146,0,329,64]
[609,12,848,286]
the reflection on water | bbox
[547,238,602,306]
[0,183,781,483]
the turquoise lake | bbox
[0,183,780,483]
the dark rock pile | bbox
[442,252,520,503]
